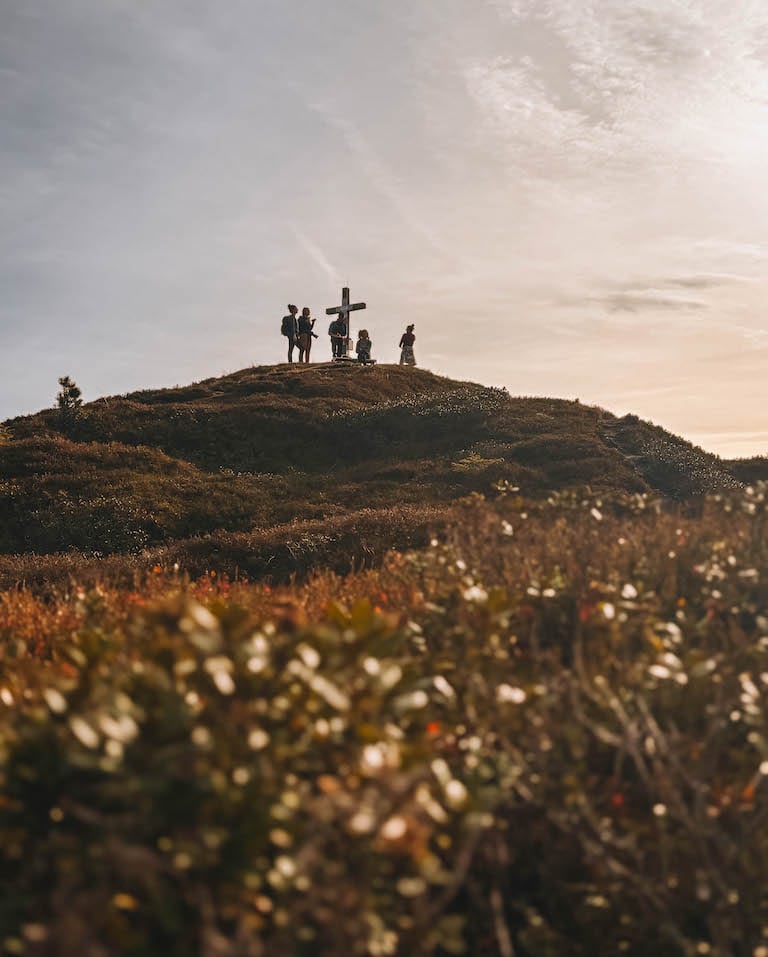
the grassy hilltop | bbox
[0,362,761,586]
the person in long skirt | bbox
[399,324,416,366]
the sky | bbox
[2,0,768,456]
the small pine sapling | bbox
[56,375,83,429]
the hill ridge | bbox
[1,363,764,570]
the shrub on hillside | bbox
[56,376,83,432]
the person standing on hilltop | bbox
[297,307,317,363]
[281,304,299,362]
[329,315,347,359]
[399,324,416,366]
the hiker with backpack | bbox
[399,324,416,366]
[281,304,299,362]
[297,307,318,363]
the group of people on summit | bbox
[280,305,416,367]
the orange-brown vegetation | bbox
[2,486,768,955]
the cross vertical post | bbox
[326,286,366,360]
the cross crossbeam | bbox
[326,286,366,319]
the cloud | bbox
[589,292,708,313]
[298,93,457,265]
[289,225,341,285]
[690,239,768,261]
[469,1,768,189]
[654,274,754,290]
[593,272,752,291]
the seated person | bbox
[355,329,374,364]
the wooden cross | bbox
[326,286,366,359]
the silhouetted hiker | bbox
[281,304,299,362]
[297,307,317,363]
[329,315,347,359]
[399,324,416,366]
[355,329,373,364]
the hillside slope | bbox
[0,363,746,558]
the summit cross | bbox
[326,286,366,358]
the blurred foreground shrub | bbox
[3,487,768,954]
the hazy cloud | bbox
[289,225,341,285]
[589,292,708,313]
[654,274,754,290]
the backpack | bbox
[281,315,293,336]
